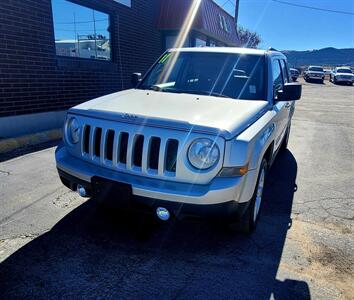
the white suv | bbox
[330,67,353,85]
[56,47,301,233]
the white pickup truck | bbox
[56,47,301,233]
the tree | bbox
[237,26,261,49]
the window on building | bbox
[223,17,230,33]
[52,0,111,61]
[218,14,231,33]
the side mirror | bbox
[277,82,302,101]
[131,72,142,87]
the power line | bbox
[56,18,108,25]
[220,0,233,8]
[220,0,236,10]
[271,0,354,15]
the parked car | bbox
[303,66,325,83]
[55,47,302,233]
[329,67,353,85]
[290,68,300,81]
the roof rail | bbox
[268,47,278,51]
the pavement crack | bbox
[0,187,62,226]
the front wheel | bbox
[229,159,268,233]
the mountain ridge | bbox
[282,47,354,67]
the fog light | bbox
[156,207,170,221]
[77,184,87,197]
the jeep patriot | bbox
[55,47,302,232]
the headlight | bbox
[66,117,81,144]
[188,138,220,170]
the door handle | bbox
[285,102,291,108]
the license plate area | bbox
[92,177,132,205]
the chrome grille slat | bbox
[89,126,95,159]
[157,138,167,176]
[80,123,180,177]
[112,131,120,166]
[126,133,134,170]
[141,136,150,173]
[100,129,107,164]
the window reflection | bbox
[52,0,111,61]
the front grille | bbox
[82,125,179,175]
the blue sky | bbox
[215,0,354,50]
[52,0,109,41]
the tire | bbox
[280,123,291,152]
[229,159,268,233]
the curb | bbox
[0,129,62,154]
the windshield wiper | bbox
[178,89,232,99]
[139,85,178,93]
[138,86,232,99]
[206,91,232,99]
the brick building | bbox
[0,0,239,138]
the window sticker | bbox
[159,53,171,64]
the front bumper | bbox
[58,168,248,219]
[56,145,256,218]
[335,77,353,83]
[307,75,324,80]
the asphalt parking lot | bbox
[0,79,353,299]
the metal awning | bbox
[157,0,240,46]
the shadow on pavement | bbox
[0,140,60,163]
[0,150,310,299]
[304,79,324,85]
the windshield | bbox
[337,69,352,74]
[309,67,324,72]
[138,51,266,100]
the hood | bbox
[70,89,269,140]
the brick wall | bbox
[0,0,163,117]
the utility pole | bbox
[235,0,240,27]
[92,9,98,59]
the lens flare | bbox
[159,0,202,84]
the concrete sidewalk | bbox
[0,129,62,155]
